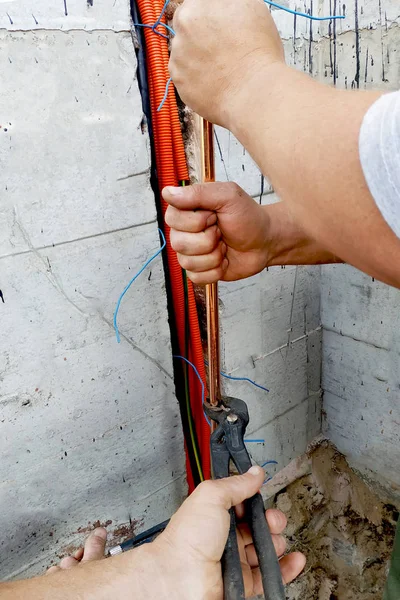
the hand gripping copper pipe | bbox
[201,119,221,408]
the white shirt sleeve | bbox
[359,91,400,239]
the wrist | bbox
[223,59,289,134]
[261,202,343,266]
[260,201,294,267]
[119,542,172,600]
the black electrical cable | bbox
[130,0,202,488]
[182,268,203,482]
[109,519,170,556]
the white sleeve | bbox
[359,91,400,239]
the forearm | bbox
[264,201,341,267]
[230,64,400,287]
[0,545,162,600]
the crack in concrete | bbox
[252,327,322,363]
[246,393,321,438]
[117,168,150,182]
[13,207,87,317]
[0,219,157,262]
[323,325,390,352]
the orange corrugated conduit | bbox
[136,0,211,488]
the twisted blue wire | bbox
[114,229,166,343]
[264,0,345,20]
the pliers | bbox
[204,397,285,600]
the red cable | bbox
[137,0,211,487]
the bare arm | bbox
[0,546,156,600]
[170,0,400,288]
[0,470,304,599]
[261,201,341,268]
[229,66,400,286]
[164,183,340,285]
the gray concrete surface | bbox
[1,0,399,583]
[0,4,186,579]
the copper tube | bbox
[201,119,221,408]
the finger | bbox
[59,556,79,570]
[177,243,226,273]
[244,535,287,568]
[251,551,306,594]
[46,566,61,576]
[73,547,84,561]
[165,204,216,233]
[81,528,107,562]
[162,181,245,212]
[193,466,265,511]
[235,502,245,520]
[236,508,287,546]
[266,509,287,534]
[170,225,221,256]
[237,519,287,553]
[186,264,228,285]
[280,552,306,584]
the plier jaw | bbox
[204,396,286,600]
[204,397,252,480]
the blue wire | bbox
[161,23,176,36]
[114,229,166,344]
[174,355,270,437]
[153,0,176,35]
[264,0,345,20]
[157,77,173,112]
[153,0,172,30]
[261,460,278,468]
[220,371,270,393]
[262,460,278,484]
[173,355,211,426]
[245,439,266,444]
[133,23,169,40]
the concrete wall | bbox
[0,0,325,579]
[270,0,400,496]
[216,0,400,497]
[5,0,396,581]
[214,137,323,479]
[0,2,186,579]
[322,268,400,497]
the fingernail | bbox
[93,527,107,540]
[222,258,229,271]
[164,186,183,197]
[248,466,263,476]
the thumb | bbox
[194,466,265,510]
[81,528,107,562]
[162,182,244,212]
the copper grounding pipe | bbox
[200,119,221,410]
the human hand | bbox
[169,0,285,127]
[163,182,274,284]
[155,466,305,599]
[46,528,107,574]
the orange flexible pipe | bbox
[137,0,211,485]
[155,2,189,182]
[153,0,210,477]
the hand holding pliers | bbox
[204,397,286,600]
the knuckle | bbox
[195,479,215,497]
[207,225,220,246]
[226,181,241,200]
[177,253,190,270]
[190,184,202,204]
[187,271,202,284]
[175,7,191,32]
[169,229,182,253]
[164,206,173,227]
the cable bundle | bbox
[134,0,210,490]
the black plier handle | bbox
[205,397,285,600]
